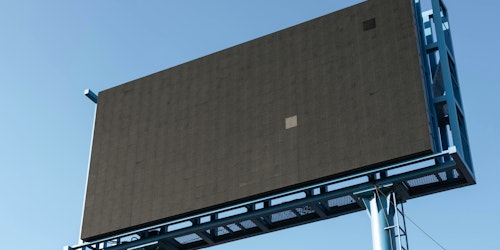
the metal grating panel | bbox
[406,175,440,187]
[216,227,230,236]
[327,196,356,208]
[405,169,463,188]
[67,148,474,250]
[295,206,316,216]
[174,233,202,244]
[270,210,297,223]
[226,223,242,232]
[438,171,447,181]
[238,220,257,229]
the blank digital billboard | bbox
[81,0,432,241]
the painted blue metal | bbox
[360,187,410,250]
[414,2,442,156]
[363,191,396,250]
[65,1,476,249]
[418,0,474,176]
[65,148,470,250]
[84,89,98,104]
[68,148,455,249]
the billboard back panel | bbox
[81,0,432,240]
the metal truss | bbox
[414,0,475,180]
[359,185,410,250]
[65,146,472,250]
[392,198,410,250]
[66,1,475,249]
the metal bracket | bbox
[84,89,98,104]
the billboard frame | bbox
[66,147,468,250]
[67,0,475,249]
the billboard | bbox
[81,0,432,241]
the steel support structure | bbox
[359,186,409,250]
[65,147,471,250]
[364,190,396,250]
[414,0,474,180]
[357,1,476,249]
[66,0,474,249]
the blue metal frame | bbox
[84,89,98,104]
[66,1,475,249]
[414,0,474,179]
[65,148,470,250]
[362,190,397,250]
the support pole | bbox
[363,190,396,250]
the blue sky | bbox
[0,0,498,249]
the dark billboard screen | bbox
[81,0,432,240]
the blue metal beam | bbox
[362,191,396,250]
[84,89,98,104]
[67,146,472,250]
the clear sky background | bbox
[0,0,498,249]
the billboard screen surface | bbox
[82,0,432,240]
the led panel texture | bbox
[81,0,432,240]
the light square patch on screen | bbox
[285,115,298,129]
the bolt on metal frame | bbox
[67,0,474,249]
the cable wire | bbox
[397,210,447,250]
[374,185,447,250]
